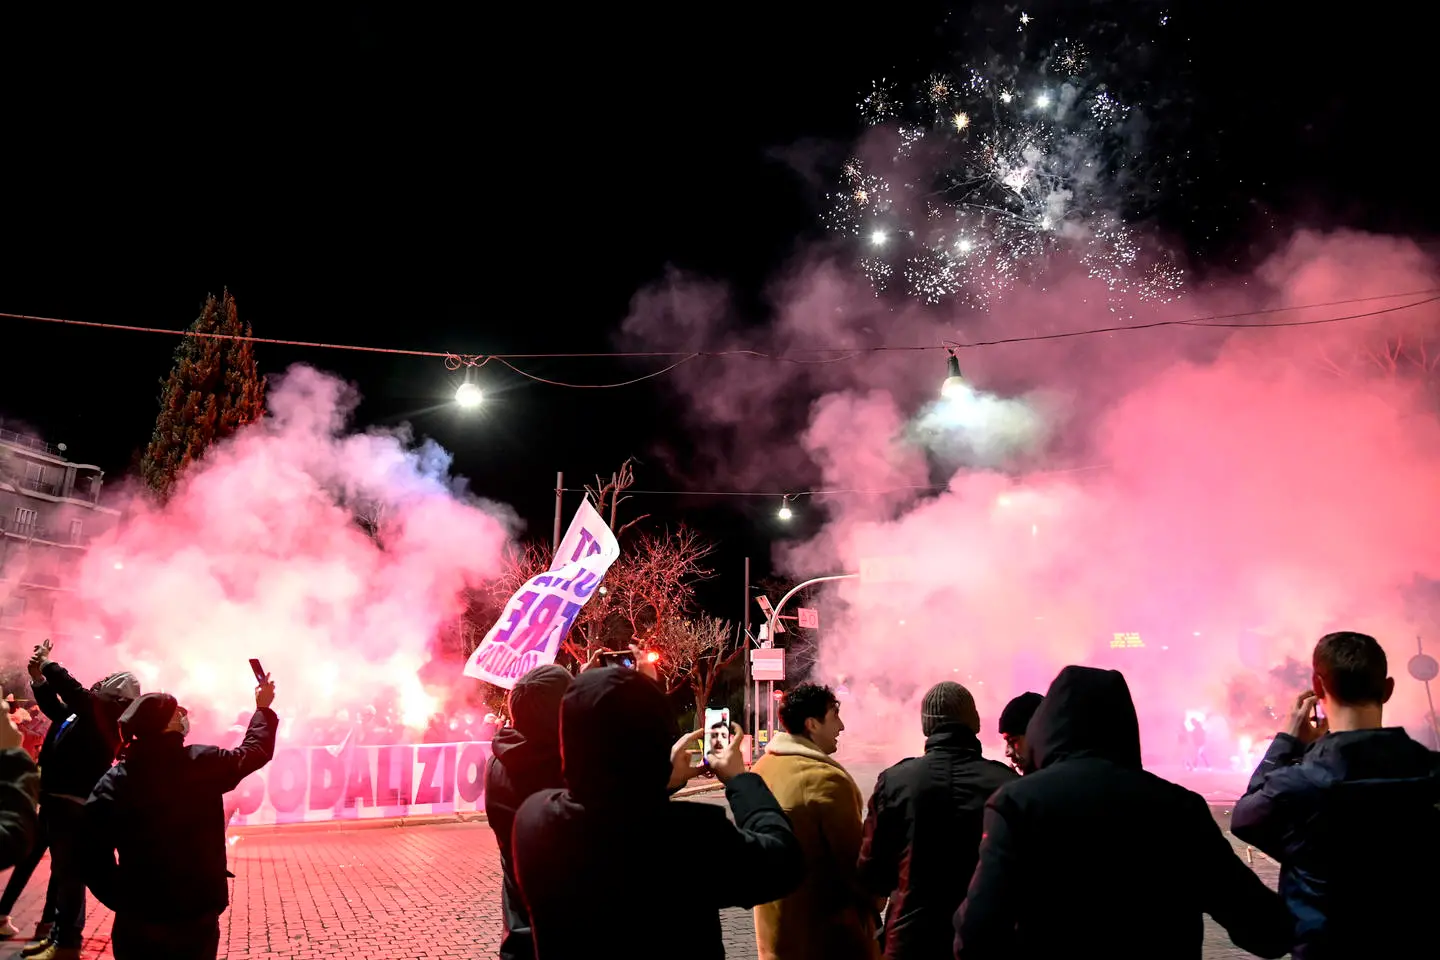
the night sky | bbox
[1,3,1434,605]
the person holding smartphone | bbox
[83,670,278,960]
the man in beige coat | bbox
[753,682,880,960]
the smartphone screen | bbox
[598,651,636,670]
[704,707,731,756]
[249,659,266,683]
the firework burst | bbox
[827,22,1184,309]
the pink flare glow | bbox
[21,366,513,741]
[623,230,1440,784]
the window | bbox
[22,462,46,484]
[13,507,37,534]
[69,519,83,544]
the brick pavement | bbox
[0,806,1282,960]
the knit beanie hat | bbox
[921,681,981,736]
[998,691,1044,737]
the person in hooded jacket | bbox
[484,663,572,960]
[1231,631,1440,959]
[955,665,1292,960]
[83,675,277,960]
[857,681,1015,960]
[511,666,804,960]
[15,640,137,960]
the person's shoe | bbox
[30,943,80,960]
[20,936,55,957]
[30,921,53,942]
[0,915,19,938]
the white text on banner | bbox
[463,499,620,688]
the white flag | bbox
[463,499,620,688]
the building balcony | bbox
[0,516,90,545]
[0,426,59,458]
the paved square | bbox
[0,805,1282,959]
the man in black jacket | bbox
[511,667,805,960]
[1231,632,1440,959]
[83,675,277,960]
[23,641,137,960]
[484,663,572,960]
[997,691,1043,775]
[955,665,1293,960]
[858,681,1014,960]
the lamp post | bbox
[755,573,860,748]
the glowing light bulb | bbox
[869,229,888,246]
[454,382,484,409]
[941,353,966,398]
[778,503,793,521]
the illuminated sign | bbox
[1110,632,1144,649]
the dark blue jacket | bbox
[33,662,129,800]
[1231,728,1440,959]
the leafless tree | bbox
[649,615,744,716]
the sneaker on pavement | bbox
[21,937,55,957]
[0,915,18,938]
[30,944,81,960]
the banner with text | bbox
[228,741,493,825]
[463,499,620,688]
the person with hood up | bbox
[1231,632,1440,958]
[955,665,1292,960]
[511,666,804,960]
[11,639,137,960]
[753,681,879,960]
[997,691,1043,775]
[484,664,572,960]
[857,681,1015,960]
[83,674,277,959]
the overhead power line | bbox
[3,288,1438,389]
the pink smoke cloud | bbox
[624,230,1440,783]
[41,365,514,739]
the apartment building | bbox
[0,421,120,645]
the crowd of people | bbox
[488,631,1440,960]
[0,639,278,960]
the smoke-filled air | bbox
[622,228,1440,787]
[22,366,515,744]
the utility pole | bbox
[742,556,751,762]
[553,472,563,554]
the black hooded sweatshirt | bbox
[484,664,572,960]
[954,666,1293,960]
[511,667,806,960]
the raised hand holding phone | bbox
[667,728,706,790]
[251,660,276,711]
[708,723,748,783]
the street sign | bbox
[751,648,786,681]
[1409,653,1439,682]
[754,596,785,633]
[797,607,819,630]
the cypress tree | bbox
[140,290,266,501]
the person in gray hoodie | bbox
[484,664,572,960]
